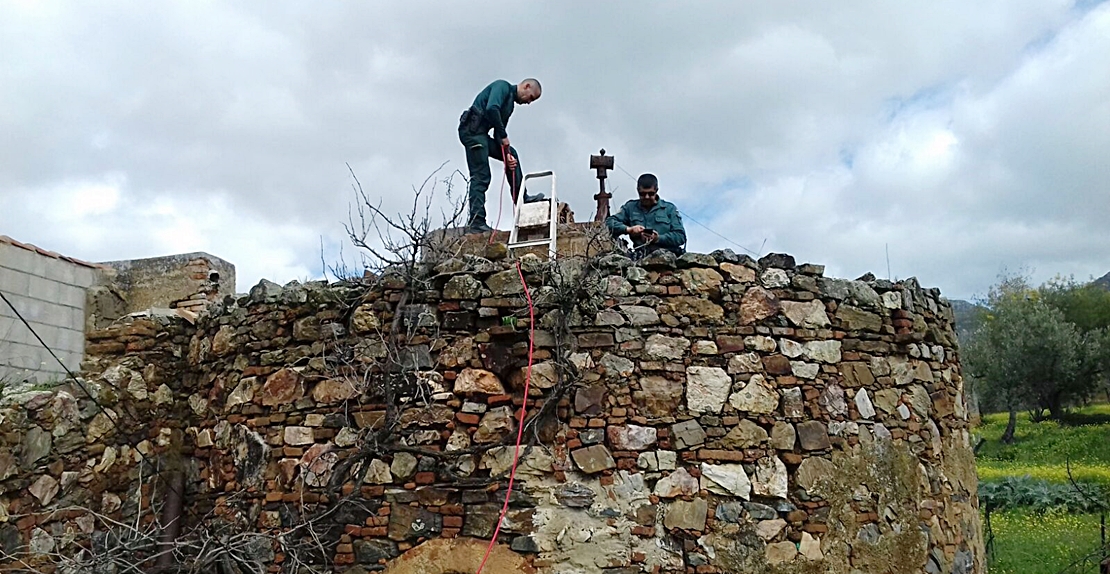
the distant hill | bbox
[1092,272,1110,291]
[949,299,986,342]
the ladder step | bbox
[508,239,555,249]
[516,201,552,227]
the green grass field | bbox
[976,404,1110,573]
[987,510,1105,574]
[976,404,1110,479]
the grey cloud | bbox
[1,1,1107,299]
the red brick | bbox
[488,394,513,406]
[696,450,745,462]
[456,413,480,425]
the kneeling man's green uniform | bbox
[605,199,686,255]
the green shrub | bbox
[979,475,1107,513]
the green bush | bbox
[979,475,1107,513]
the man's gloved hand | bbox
[643,230,659,244]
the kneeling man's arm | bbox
[655,209,686,248]
[605,206,633,236]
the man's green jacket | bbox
[469,80,516,141]
[605,199,687,254]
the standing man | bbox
[459,78,545,234]
[606,173,686,256]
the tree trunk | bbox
[1048,394,1065,422]
[1001,407,1018,444]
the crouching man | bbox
[605,173,686,256]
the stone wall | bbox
[0,235,105,385]
[0,248,983,573]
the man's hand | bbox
[643,230,659,244]
[506,155,518,170]
[627,225,645,237]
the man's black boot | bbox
[467,221,493,234]
[516,185,545,204]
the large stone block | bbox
[740,287,780,324]
[664,498,708,530]
[685,366,732,414]
[636,376,684,418]
[571,445,616,474]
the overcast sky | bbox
[2,1,1108,301]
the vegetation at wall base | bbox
[975,405,1110,488]
[977,404,1110,574]
[987,510,1105,574]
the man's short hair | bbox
[522,78,542,94]
[637,173,658,190]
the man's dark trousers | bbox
[459,125,524,227]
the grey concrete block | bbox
[27,275,62,304]
[68,306,87,331]
[40,258,75,285]
[1,293,48,324]
[32,299,82,333]
[72,266,101,288]
[0,316,19,339]
[23,323,56,349]
[0,268,31,297]
[60,350,82,373]
[57,284,86,309]
[57,328,85,354]
[1,341,48,371]
[0,244,37,275]
[0,317,36,346]
[20,251,49,278]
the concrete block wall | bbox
[0,236,104,386]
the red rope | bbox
[487,143,514,245]
[474,260,534,574]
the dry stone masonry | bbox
[0,248,982,574]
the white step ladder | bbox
[508,170,558,259]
